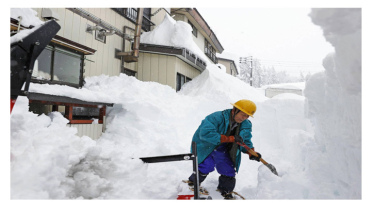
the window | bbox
[188,20,197,37]
[31,44,84,87]
[112,8,154,32]
[122,68,136,77]
[176,73,191,91]
[204,39,217,64]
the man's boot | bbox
[217,175,236,199]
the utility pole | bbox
[239,56,253,86]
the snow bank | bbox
[11,8,361,200]
[262,82,305,90]
[304,8,361,198]
[140,13,209,63]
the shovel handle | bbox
[237,142,269,165]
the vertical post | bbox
[250,56,253,86]
[192,141,200,200]
[65,106,73,122]
[99,106,106,124]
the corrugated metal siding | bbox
[143,53,201,89]
[138,52,181,89]
[150,8,168,31]
[68,124,103,140]
[176,58,201,79]
[30,8,139,78]
[166,56,176,89]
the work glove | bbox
[220,135,245,144]
[220,135,235,143]
[249,152,262,162]
[234,135,244,144]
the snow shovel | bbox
[236,142,279,176]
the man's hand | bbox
[220,135,244,144]
[234,135,244,144]
[249,152,262,162]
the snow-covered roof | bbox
[262,82,305,90]
[217,51,241,74]
[10,8,45,44]
[11,8,44,27]
[140,13,208,63]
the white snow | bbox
[11,8,44,28]
[304,8,361,198]
[10,8,45,44]
[140,13,209,63]
[217,51,241,72]
[262,82,306,90]
[10,8,361,201]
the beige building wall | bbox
[150,8,169,30]
[218,59,238,76]
[30,8,204,90]
[219,59,232,75]
[68,124,103,140]
[31,8,139,79]
[137,52,201,89]
[193,30,205,54]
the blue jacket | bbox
[191,109,254,172]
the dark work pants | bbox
[188,144,236,193]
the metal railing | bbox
[204,48,217,64]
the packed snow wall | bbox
[305,8,361,198]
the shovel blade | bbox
[266,163,279,176]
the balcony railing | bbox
[112,8,154,32]
[204,48,217,64]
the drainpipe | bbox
[132,8,144,58]
[118,8,143,63]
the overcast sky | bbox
[196,8,335,77]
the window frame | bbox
[30,43,85,88]
[176,73,192,91]
[112,8,154,32]
[122,67,136,77]
[188,20,198,37]
[204,39,217,64]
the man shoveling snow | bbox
[185,99,262,199]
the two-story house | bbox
[10,7,225,140]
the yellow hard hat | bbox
[230,99,256,117]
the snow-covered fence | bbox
[265,88,303,98]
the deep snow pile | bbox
[10,9,361,200]
[12,66,316,199]
[262,82,305,90]
[11,67,266,199]
[140,13,209,63]
[303,8,361,198]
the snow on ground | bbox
[10,9,361,200]
[304,8,361,198]
[262,82,306,90]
